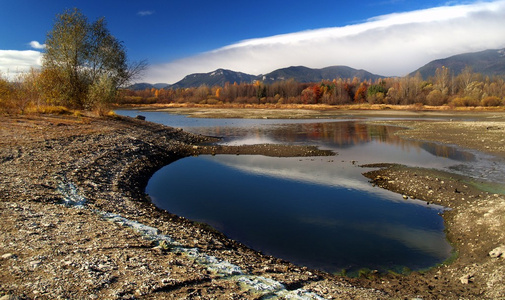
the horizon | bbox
[1,0,505,84]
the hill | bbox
[411,48,505,79]
[127,82,170,91]
[259,66,383,83]
[165,65,384,89]
[169,69,257,89]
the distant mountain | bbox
[165,65,384,89]
[153,83,170,89]
[127,82,154,90]
[259,66,383,83]
[411,48,505,79]
[127,82,170,90]
[169,68,257,89]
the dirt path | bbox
[1,110,504,299]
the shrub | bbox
[481,96,503,107]
[450,97,480,107]
[426,90,447,106]
[206,98,220,105]
[87,74,117,115]
[0,75,14,113]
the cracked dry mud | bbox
[1,111,504,299]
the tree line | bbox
[118,66,505,107]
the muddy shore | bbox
[1,109,504,299]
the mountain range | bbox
[130,48,505,90]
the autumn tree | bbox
[354,82,369,103]
[0,74,15,112]
[42,8,146,110]
[434,66,451,95]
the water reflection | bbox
[147,156,452,274]
[114,110,503,274]
[204,122,475,163]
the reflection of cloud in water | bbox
[298,217,451,259]
[210,155,440,206]
[211,155,375,191]
[221,136,279,146]
[208,155,451,208]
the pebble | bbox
[489,245,505,258]
[460,274,473,284]
[1,253,15,259]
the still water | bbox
[116,110,499,274]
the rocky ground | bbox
[1,110,504,299]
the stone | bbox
[1,253,15,259]
[460,274,473,284]
[489,245,505,258]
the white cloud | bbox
[29,41,46,49]
[137,10,154,17]
[146,0,505,84]
[0,50,42,79]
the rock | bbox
[460,274,473,284]
[30,260,42,267]
[1,253,15,259]
[135,115,146,121]
[489,245,505,258]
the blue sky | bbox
[1,0,505,84]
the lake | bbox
[116,110,496,275]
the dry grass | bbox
[24,105,72,115]
[117,102,505,112]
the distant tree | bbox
[434,66,451,94]
[301,87,316,104]
[42,8,146,110]
[312,85,321,103]
[456,66,475,93]
[354,82,368,103]
[0,74,15,113]
[426,89,447,106]
[367,83,387,98]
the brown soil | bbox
[1,109,504,299]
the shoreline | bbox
[1,111,504,299]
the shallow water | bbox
[116,110,500,274]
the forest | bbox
[118,66,505,108]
